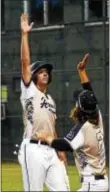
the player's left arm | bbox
[77,53,98,102]
[77,53,93,90]
[77,54,104,126]
[52,98,68,164]
[47,123,84,152]
[54,129,68,165]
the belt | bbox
[30,139,49,146]
[94,175,105,180]
[81,175,105,182]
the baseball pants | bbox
[77,175,108,191]
[18,138,70,191]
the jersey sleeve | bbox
[64,123,84,150]
[82,82,93,91]
[51,138,73,152]
[20,79,37,99]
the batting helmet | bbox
[30,61,53,84]
[77,90,98,114]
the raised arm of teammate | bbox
[20,13,34,85]
[77,53,89,83]
[77,53,98,104]
[77,53,93,91]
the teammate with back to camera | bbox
[38,54,108,191]
[18,13,70,191]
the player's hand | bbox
[77,53,89,71]
[20,13,34,34]
[57,151,68,166]
[37,133,54,145]
[57,151,67,162]
[44,135,54,144]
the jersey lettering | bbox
[66,123,83,141]
[40,97,56,114]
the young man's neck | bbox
[36,84,47,93]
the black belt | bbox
[81,175,105,182]
[30,139,49,146]
[94,175,105,180]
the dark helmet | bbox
[77,90,98,114]
[30,61,53,84]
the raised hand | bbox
[20,13,34,34]
[77,53,89,70]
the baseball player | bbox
[18,13,70,191]
[39,54,108,191]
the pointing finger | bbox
[82,53,89,64]
[30,22,34,28]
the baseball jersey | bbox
[65,110,106,176]
[20,80,57,140]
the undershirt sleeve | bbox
[51,138,73,152]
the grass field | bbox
[1,163,81,191]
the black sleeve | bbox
[51,138,73,152]
[51,123,83,152]
[82,82,93,91]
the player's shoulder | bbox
[65,122,83,141]
[82,121,92,130]
[20,79,38,99]
[21,79,36,89]
[47,94,54,101]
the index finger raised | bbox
[82,53,89,64]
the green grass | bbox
[1,163,81,191]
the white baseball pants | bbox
[77,175,108,191]
[18,139,70,191]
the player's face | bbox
[36,68,49,86]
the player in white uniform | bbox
[18,13,70,191]
[38,54,108,191]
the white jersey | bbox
[20,80,57,140]
[64,110,106,176]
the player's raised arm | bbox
[77,53,89,83]
[76,53,98,104]
[20,13,34,85]
[77,53,93,91]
